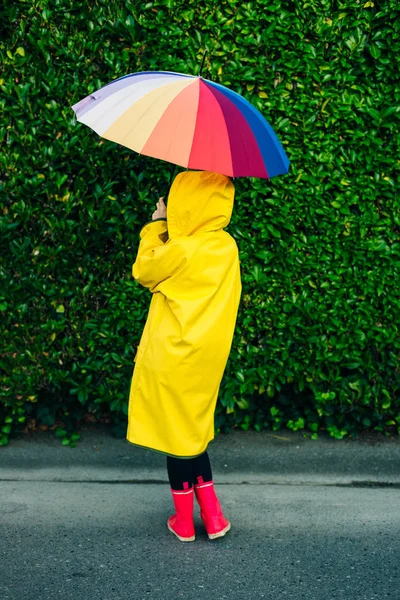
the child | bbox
[127,170,241,541]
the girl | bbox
[127,170,241,542]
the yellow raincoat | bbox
[127,171,241,457]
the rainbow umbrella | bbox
[71,71,289,179]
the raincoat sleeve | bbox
[132,220,188,293]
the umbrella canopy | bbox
[71,71,289,179]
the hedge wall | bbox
[1,0,399,446]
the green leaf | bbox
[1,0,398,444]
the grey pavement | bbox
[1,426,400,600]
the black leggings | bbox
[167,451,213,490]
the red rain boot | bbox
[167,487,196,542]
[194,480,231,540]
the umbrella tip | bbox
[198,49,208,77]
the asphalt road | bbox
[1,481,399,600]
[1,428,400,600]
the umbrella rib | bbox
[163,85,196,166]
[219,104,234,177]
[186,79,202,170]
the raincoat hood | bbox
[166,170,235,238]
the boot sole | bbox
[207,521,231,540]
[167,522,195,542]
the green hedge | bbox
[1,0,399,446]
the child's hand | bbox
[152,197,167,221]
